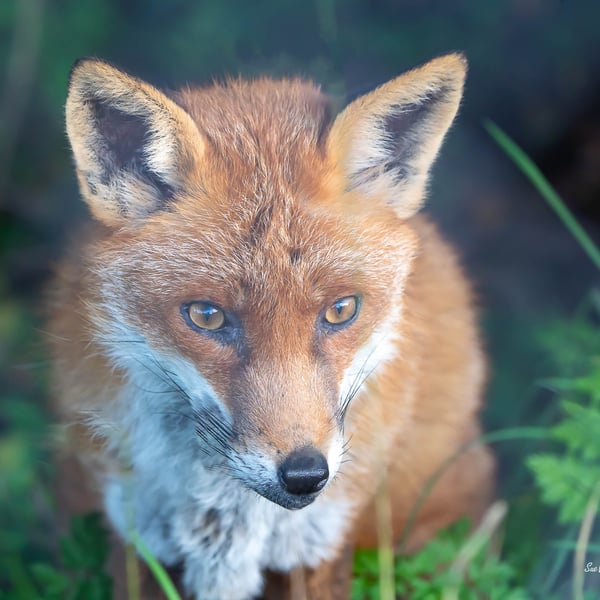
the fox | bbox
[49,53,495,600]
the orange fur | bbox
[50,54,494,600]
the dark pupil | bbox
[202,306,217,323]
[336,302,345,315]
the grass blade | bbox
[573,478,600,600]
[484,119,600,272]
[442,501,507,600]
[130,533,182,600]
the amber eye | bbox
[323,296,359,326]
[186,302,226,331]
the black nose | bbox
[278,447,329,495]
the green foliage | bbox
[527,324,600,525]
[488,123,600,599]
[352,520,528,600]
[1,513,112,600]
[520,308,600,599]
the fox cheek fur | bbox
[51,53,495,600]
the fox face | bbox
[65,55,466,511]
[88,179,415,510]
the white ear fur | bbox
[66,58,205,226]
[328,53,467,219]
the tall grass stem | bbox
[442,501,507,600]
[573,478,600,600]
[484,120,600,272]
[131,533,182,600]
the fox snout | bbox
[235,440,336,510]
[278,446,329,496]
[263,445,331,509]
[224,444,333,510]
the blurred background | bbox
[1,0,599,598]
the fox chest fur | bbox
[50,54,494,600]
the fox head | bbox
[65,55,466,509]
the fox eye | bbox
[185,302,226,331]
[323,296,359,327]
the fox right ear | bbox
[66,59,205,226]
[327,54,466,219]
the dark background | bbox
[1,0,599,596]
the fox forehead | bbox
[171,79,360,299]
[102,192,405,314]
[174,77,332,195]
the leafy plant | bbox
[352,518,528,600]
[1,513,112,600]
[484,123,600,521]
[528,363,600,524]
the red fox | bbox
[50,54,494,599]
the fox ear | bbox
[327,53,467,219]
[66,59,205,226]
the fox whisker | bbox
[337,343,383,423]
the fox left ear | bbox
[66,58,205,227]
[327,53,467,219]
